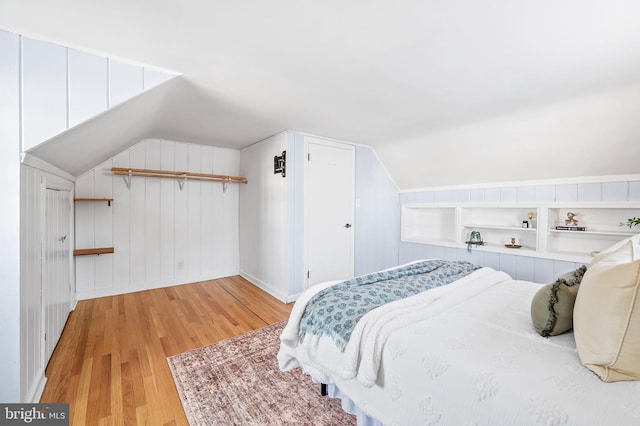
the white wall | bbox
[0,29,21,403]
[21,37,68,150]
[239,131,402,301]
[355,146,400,275]
[7,29,175,152]
[74,139,240,299]
[68,49,108,127]
[286,132,305,296]
[379,83,640,189]
[239,132,290,301]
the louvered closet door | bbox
[43,188,72,361]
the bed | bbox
[278,247,640,425]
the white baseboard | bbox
[285,292,301,303]
[75,271,239,300]
[25,370,47,403]
[239,271,288,303]
[76,270,297,305]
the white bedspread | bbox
[278,266,640,425]
[279,267,507,386]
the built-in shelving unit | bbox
[546,206,640,261]
[402,203,640,263]
[401,205,456,245]
[460,205,539,254]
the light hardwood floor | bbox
[40,276,293,425]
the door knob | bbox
[344,223,352,228]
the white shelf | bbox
[463,224,537,232]
[548,229,637,236]
[469,243,537,255]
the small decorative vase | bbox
[467,231,483,252]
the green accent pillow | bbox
[531,266,587,337]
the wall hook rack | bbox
[111,167,248,192]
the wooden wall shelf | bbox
[75,197,113,206]
[73,247,114,257]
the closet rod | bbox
[111,167,248,184]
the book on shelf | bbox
[555,225,587,231]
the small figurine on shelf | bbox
[505,237,522,249]
[527,211,536,228]
[565,212,579,226]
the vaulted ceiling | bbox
[3,1,640,187]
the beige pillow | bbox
[531,267,586,337]
[591,233,640,265]
[573,240,640,382]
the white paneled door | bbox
[43,187,72,362]
[305,138,355,288]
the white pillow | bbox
[590,233,640,265]
[573,240,640,382]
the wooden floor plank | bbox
[120,361,137,425]
[40,276,293,425]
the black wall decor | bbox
[274,151,286,177]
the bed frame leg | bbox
[320,383,328,396]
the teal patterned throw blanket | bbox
[299,260,481,351]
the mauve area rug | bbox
[167,321,356,425]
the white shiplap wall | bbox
[354,145,400,276]
[4,29,77,404]
[75,139,240,299]
[0,29,21,403]
[238,131,402,302]
[10,29,174,151]
[239,132,290,301]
